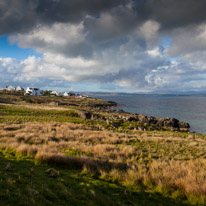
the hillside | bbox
[0,91,205,205]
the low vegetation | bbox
[0,120,206,205]
[0,91,205,205]
[0,104,84,124]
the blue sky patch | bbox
[0,36,42,60]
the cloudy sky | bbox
[1,0,206,93]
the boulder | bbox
[91,113,106,120]
[155,118,165,127]
[78,111,92,120]
[148,117,158,124]
[126,116,139,122]
[178,121,190,129]
[163,118,179,128]
[137,114,149,123]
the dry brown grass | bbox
[101,159,206,199]
[1,122,206,203]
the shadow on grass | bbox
[0,152,190,206]
[0,97,13,104]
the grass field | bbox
[0,94,206,205]
[1,149,189,206]
[0,104,84,124]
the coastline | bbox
[0,90,190,133]
[91,93,206,134]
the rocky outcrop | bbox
[77,109,190,132]
[86,101,117,111]
[77,111,106,121]
[178,121,190,132]
[77,111,92,120]
[71,98,190,132]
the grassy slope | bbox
[0,150,185,206]
[0,104,85,124]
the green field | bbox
[0,149,187,206]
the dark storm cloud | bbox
[84,4,139,41]
[36,0,127,23]
[0,0,38,34]
[146,0,206,30]
[0,0,126,35]
[1,0,206,35]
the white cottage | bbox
[50,91,62,97]
[16,86,24,91]
[63,92,69,97]
[6,85,15,91]
[25,87,41,96]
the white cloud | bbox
[147,47,161,57]
[139,20,160,47]
[9,22,87,57]
[3,5,206,93]
[165,23,206,58]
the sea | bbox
[90,93,206,134]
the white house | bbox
[6,85,15,91]
[25,87,41,96]
[16,86,24,91]
[50,91,62,97]
[63,92,69,97]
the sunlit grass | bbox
[0,121,206,205]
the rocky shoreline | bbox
[80,99,190,132]
[0,91,190,132]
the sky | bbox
[1,0,206,93]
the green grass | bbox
[0,105,86,124]
[0,105,113,130]
[123,139,204,162]
[63,148,94,158]
[0,149,189,206]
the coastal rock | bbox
[137,114,149,123]
[154,117,190,132]
[86,101,117,111]
[76,99,190,133]
[178,121,190,129]
[91,113,106,121]
[78,111,92,120]
[155,118,165,127]
[148,117,157,124]
[163,118,179,128]
[126,116,139,122]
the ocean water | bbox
[90,94,206,134]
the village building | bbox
[25,87,41,96]
[16,86,24,91]
[63,92,69,97]
[50,91,62,97]
[6,85,15,91]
